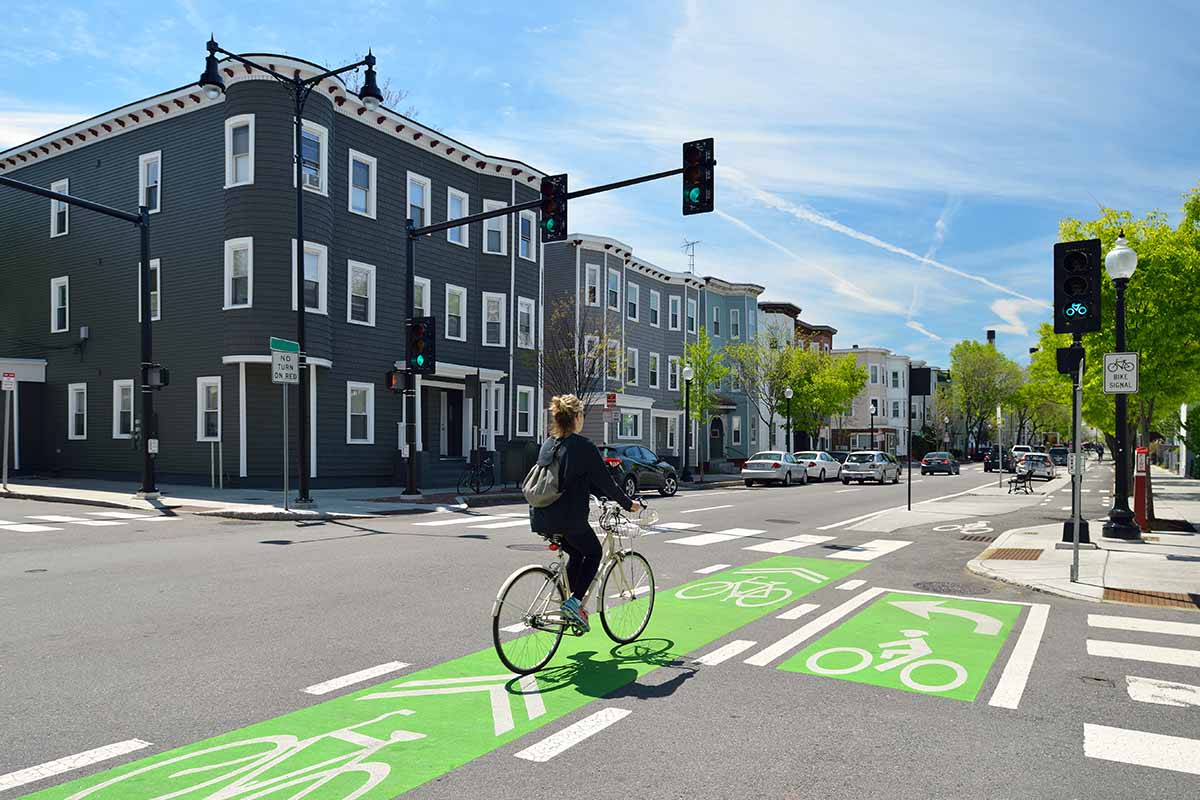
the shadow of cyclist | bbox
[505,638,695,701]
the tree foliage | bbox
[683,328,730,480]
[947,340,1023,450]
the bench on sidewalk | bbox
[1007,471,1033,494]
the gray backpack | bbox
[523,438,566,508]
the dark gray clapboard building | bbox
[0,54,548,488]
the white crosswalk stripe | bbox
[413,515,508,527]
[826,539,912,561]
[743,533,834,554]
[0,524,62,533]
[667,527,765,547]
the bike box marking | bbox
[779,591,1023,701]
[22,557,863,800]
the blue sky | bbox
[3,0,1198,367]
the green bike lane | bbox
[20,556,867,800]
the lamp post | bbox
[943,414,951,454]
[870,399,877,451]
[1103,232,1141,540]
[682,365,695,481]
[784,387,794,453]
[200,39,382,504]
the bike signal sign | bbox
[1103,352,1138,394]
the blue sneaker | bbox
[561,596,589,632]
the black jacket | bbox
[529,433,633,535]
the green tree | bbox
[784,350,868,446]
[724,323,792,449]
[947,340,1023,453]
[683,328,730,481]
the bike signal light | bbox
[539,174,568,242]
[406,315,437,375]
[1053,238,1102,335]
[683,138,715,216]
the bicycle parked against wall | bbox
[458,453,495,496]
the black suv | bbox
[601,445,679,497]
[982,445,1014,472]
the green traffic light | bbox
[415,354,425,366]
[545,218,556,232]
[687,187,701,204]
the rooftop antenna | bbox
[682,238,701,274]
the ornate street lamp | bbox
[682,365,695,481]
[1103,232,1140,540]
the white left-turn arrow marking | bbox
[890,599,1002,636]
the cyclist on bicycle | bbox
[530,394,642,632]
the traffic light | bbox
[1053,238,1102,335]
[406,316,436,374]
[539,174,568,242]
[683,138,715,215]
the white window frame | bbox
[138,151,162,214]
[518,210,537,262]
[50,178,69,237]
[112,379,134,440]
[870,366,879,384]
[687,298,697,334]
[668,356,681,392]
[492,385,505,437]
[196,376,222,442]
[750,420,758,444]
[667,415,678,451]
[649,289,661,328]
[585,264,601,307]
[347,149,377,219]
[731,308,741,339]
[483,199,507,255]
[607,269,621,311]
[711,305,721,337]
[627,282,640,322]
[732,414,742,446]
[346,381,375,444]
[224,115,255,188]
[297,120,328,195]
[626,346,639,386]
[68,382,87,440]
[407,171,431,228]
[669,296,681,331]
[223,237,253,310]
[517,296,535,349]
[445,284,467,342]
[648,352,660,389]
[447,187,470,247]
[482,291,507,348]
[139,259,161,322]
[607,339,621,381]
[414,276,431,317]
[892,371,900,389]
[617,410,642,440]
[291,240,329,315]
[516,385,535,436]
[892,401,901,419]
[50,275,69,333]
[346,260,376,327]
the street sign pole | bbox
[283,383,289,512]
[996,404,1003,489]
[2,385,11,491]
[907,370,912,511]
[270,337,300,511]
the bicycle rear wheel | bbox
[599,551,655,643]
[493,566,566,674]
[477,464,495,494]
[457,468,476,496]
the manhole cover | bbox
[24,568,47,573]
[259,540,294,545]
[765,519,804,525]
[507,543,549,552]
[1081,675,1115,688]
[911,581,990,596]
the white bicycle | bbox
[674,572,795,608]
[805,629,968,694]
[932,520,994,535]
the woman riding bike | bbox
[530,394,643,632]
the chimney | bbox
[852,344,859,349]
[986,330,996,347]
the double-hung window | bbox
[224,238,253,309]
[870,366,879,384]
[407,172,431,227]
[516,386,534,436]
[648,352,660,389]
[483,200,507,255]
[687,298,697,334]
[50,276,69,333]
[607,269,621,311]
[112,380,134,439]
[68,383,87,440]
[447,188,469,246]
[626,347,639,385]
[299,122,328,194]
[139,259,161,322]
[225,115,254,187]
[730,309,741,339]
[482,292,506,347]
[414,276,431,317]
[711,305,721,337]
[583,335,600,373]
[348,150,377,218]
[445,284,467,341]
[649,290,661,327]
[518,211,536,261]
[196,377,221,441]
[346,382,374,444]
[667,416,678,451]
[732,415,742,445]
[669,296,681,331]
[892,401,901,419]
[50,178,69,237]
[585,264,600,306]
[618,411,640,439]
[607,340,621,381]
[139,152,161,213]
[892,371,900,389]
[668,356,681,391]
[517,297,535,349]
[292,240,328,314]
[347,261,376,326]
[626,283,639,321]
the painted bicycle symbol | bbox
[1063,302,1088,317]
[674,567,827,607]
[1107,357,1135,372]
[804,629,969,694]
[932,520,994,534]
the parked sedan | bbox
[742,451,806,487]
[1017,452,1056,480]
[793,451,842,482]
[1048,446,1069,466]
[601,445,679,497]
[841,451,902,484]
[920,451,960,475]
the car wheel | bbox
[893,471,901,484]
[623,476,637,498]
[660,475,678,496]
[842,478,850,485]
[955,467,960,475]
[744,479,754,487]
[921,469,928,475]
[782,471,792,487]
[819,469,826,482]
[801,470,809,485]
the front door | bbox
[445,390,463,458]
[709,416,724,461]
[654,417,669,454]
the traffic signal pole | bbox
[404,222,419,497]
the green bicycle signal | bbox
[1064,302,1088,317]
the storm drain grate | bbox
[960,533,997,543]
[1103,588,1200,610]
[981,547,1042,561]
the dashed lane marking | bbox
[513,708,632,763]
[776,603,820,620]
[694,640,758,666]
[678,505,733,515]
[0,739,152,793]
[745,587,887,666]
[413,515,509,527]
[653,522,702,530]
[836,579,867,591]
[302,661,412,695]
[694,563,731,574]
[834,488,861,494]
[469,519,530,530]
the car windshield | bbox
[927,452,950,458]
[846,453,875,463]
[1050,447,1068,454]
[750,452,783,461]
[796,452,819,460]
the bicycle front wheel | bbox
[493,566,565,674]
[457,468,476,496]
[599,551,655,643]
[477,465,495,494]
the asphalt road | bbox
[2,463,1197,799]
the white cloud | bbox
[988,298,1045,337]
[0,110,95,149]
[906,321,944,342]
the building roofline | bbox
[758,301,803,318]
[557,233,704,287]
[703,275,765,295]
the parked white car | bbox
[840,451,902,485]
[793,451,842,482]
[1017,452,1056,480]
[742,451,806,487]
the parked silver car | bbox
[840,451,902,485]
[742,451,806,487]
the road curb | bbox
[0,489,184,512]
[965,556,1101,604]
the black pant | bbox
[561,525,603,600]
